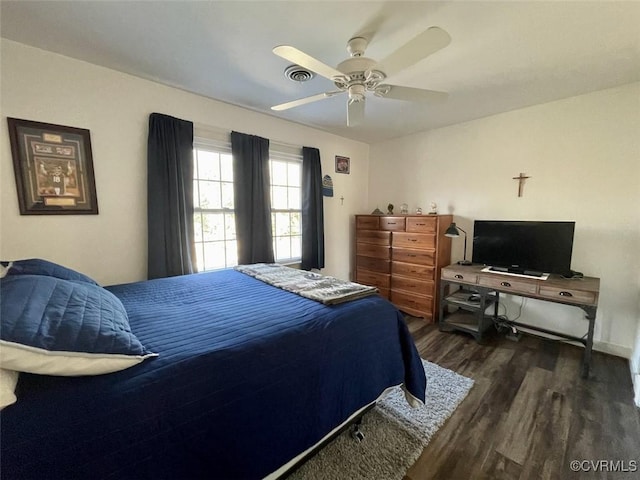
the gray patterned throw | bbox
[234,263,378,305]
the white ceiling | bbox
[2,1,639,144]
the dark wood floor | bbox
[404,317,640,480]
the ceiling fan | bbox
[271,27,451,126]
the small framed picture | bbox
[335,155,350,174]
[7,118,98,215]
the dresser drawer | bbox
[441,269,478,284]
[356,243,390,260]
[479,275,538,295]
[391,276,434,295]
[538,285,596,305]
[393,232,436,249]
[406,216,436,233]
[356,269,390,289]
[380,217,406,231]
[392,262,434,279]
[356,255,390,273]
[356,216,379,230]
[356,229,391,245]
[391,290,433,317]
[392,248,435,266]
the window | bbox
[193,140,237,271]
[270,155,302,263]
[193,139,302,271]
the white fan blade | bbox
[374,85,448,102]
[271,91,344,111]
[273,46,343,80]
[376,27,451,78]
[347,99,365,127]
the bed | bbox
[1,264,425,479]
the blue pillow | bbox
[3,258,99,285]
[0,275,156,376]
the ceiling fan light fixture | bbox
[348,84,365,103]
[271,26,451,126]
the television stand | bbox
[439,264,599,378]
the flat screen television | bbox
[471,220,575,276]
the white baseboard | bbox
[593,341,632,359]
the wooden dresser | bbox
[355,214,452,322]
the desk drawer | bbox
[356,243,390,260]
[356,269,390,289]
[380,217,406,231]
[392,248,435,265]
[391,276,434,295]
[479,275,538,295]
[393,232,436,249]
[538,285,596,305]
[356,255,390,273]
[392,262,434,279]
[356,230,391,245]
[441,269,478,284]
[406,217,436,233]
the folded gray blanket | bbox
[234,263,378,305]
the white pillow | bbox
[0,261,12,278]
[0,368,19,409]
[1,275,157,376]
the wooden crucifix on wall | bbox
[513,172,531,197]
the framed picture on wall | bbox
[335,155,350,174]
[7,118,99,215]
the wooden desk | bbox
[439,264,599,378]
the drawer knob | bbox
[388,222,396,225]
[559,291,573,297]
[501,281,511,287]
[410,239,417,242]
[454,274,463,279]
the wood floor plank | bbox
[494,367,554,465]
[518,389,572,480]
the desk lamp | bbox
[444,223,472,266]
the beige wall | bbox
[0,40,369,285]
[369,83,640,357]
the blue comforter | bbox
[1,269,425,479]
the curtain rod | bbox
[193,122,306,152]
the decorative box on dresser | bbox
[355,214,453,322]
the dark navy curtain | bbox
[301,147,325,270]
[147,113,196,279]
[231,131,275,264]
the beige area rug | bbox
[288,360,474,480]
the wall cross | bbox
[513,172,531,197]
